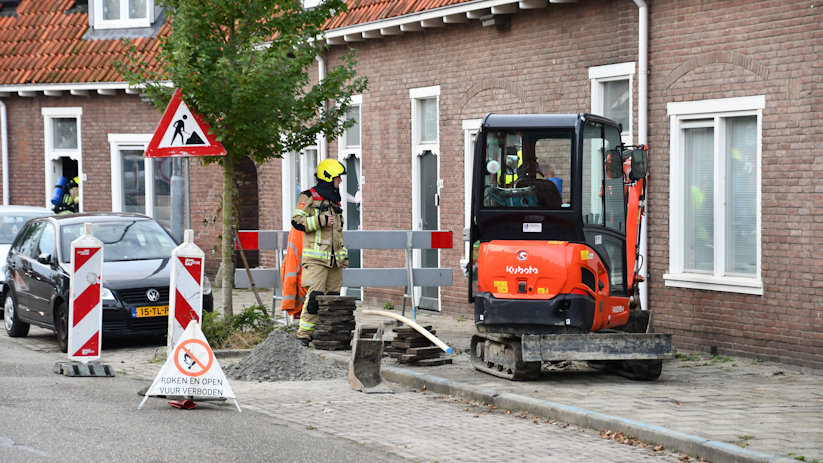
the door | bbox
[14,221,46,323]
[342,154,362,299]
[416,150,439,310]
[29,223,59,322]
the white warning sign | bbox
[138,321,240,412]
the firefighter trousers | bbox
[296,263,343,340]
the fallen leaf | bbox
[323,409,333,413]
[654,445,665,451]
[465,407,469,411]
[420,386,426,392]
[757,388,765,391]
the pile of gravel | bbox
[225,329,347,382]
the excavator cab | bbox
[467,114,670,381]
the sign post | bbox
[167,229,205,358]
[54,223,115,377]
[144,88,226,242]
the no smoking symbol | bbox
[174,339,213,377]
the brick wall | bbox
[646,0,823,371]
[0,92,224,276]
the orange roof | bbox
[324,0,474,30]
[0,0,472,86]
[0,0,165,85]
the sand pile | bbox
[225,329,347,382]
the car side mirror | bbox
[629,147,648,181]
[37,253,52,265]
[606,150,623,179]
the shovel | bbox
[349,325,393,394]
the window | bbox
[664,96,764,295]
[108,134,172,229]
[42,108,82,212]
[589,62,634,145]
[281,148,319,228]
[343,95,361,150]
[94,0,153,29]
[36,224,56,260]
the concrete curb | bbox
[316,351,795,463]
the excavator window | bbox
[482,130,572,210]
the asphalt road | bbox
[0,331,406,463]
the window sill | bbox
[662,273,763,296]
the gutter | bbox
[317,53,328,160]
[1,100,7,205]
[633,0,649,312]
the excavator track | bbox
[470,333,541,381]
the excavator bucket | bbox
[349,325,393,394]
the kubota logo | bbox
[506,266,538,275]
[516,251,529,261]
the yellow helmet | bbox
[316,159,346,181]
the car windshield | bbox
[0,213,50,244]
[59,220,177,263]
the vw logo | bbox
[516,251,529,261]
[146,289,160,302]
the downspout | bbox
[1,100,8,205]
[633,0,649,311]
[317,54,328,160]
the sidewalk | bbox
[218,289,822,463]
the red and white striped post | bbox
[167,229,205,357]
[68,223,104,362]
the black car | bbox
[3,213,213,352]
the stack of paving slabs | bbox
[310,295,357,350]
[386,324,452,366]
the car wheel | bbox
[56,302,69,353]
[4,293,30,338]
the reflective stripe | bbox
[305,216,318,232]
[284,271,299,278]
[299,320,315,330]
[282,295,296,301]
[294,210,309,217]
[303,249,331,259]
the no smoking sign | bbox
[174,339,213,377]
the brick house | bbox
[258,0,819,370]
[1,0,820,370]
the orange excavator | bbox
[467,114,672,381]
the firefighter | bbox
[292,159,349,346]
[53,176,79,214]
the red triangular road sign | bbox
[145,89,226,158]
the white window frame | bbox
[664,95,765,295]
[410,85,441,308]
[339,94,363,233]
[42,107,83,212]
[589,62,635,145]
[93,0,154,29]
[281,147,320,228]
[108,133,158,217]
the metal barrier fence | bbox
[234,230,453,319]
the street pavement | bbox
[5,288,821,463]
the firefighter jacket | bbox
[291,188,349,268]
[280,227,306,317]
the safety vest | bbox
[291,189,348,267]
[280,227,306,317]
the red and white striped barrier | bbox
[68,223,104,362]
[167,229,205,356]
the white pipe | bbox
[1,100,8,205]
[362,309,452,354]
[633,0,649,311]
[316,54,328,160]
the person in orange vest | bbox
[291,159,349,346]
[280,228,306,318]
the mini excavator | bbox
[467,114,672,381]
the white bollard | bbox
[68,223,104,362]
[167,229,205,358]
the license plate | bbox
[132,306,169,318]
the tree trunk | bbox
[221,156,235,322]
